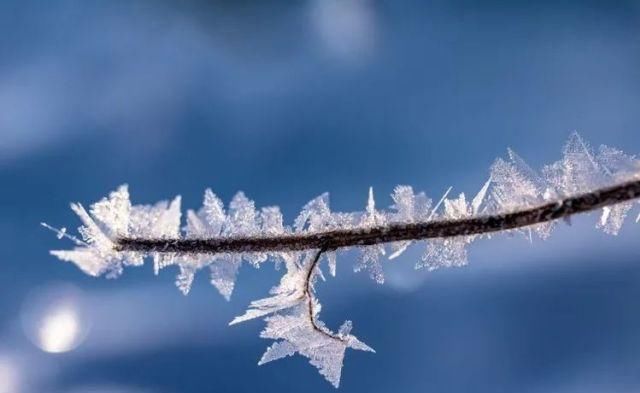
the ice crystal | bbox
[258,303,373,388]
[50,185,144,278]
[543,133,639,235]
[230,250,373,387]
[490,150,554,239]
[294,193,334,233]
[594,145,638,235]
[419,193,472,270]
[388,185,433,259]
[544,132,606,195]
[226,192,266,267]
[325,251,338,277]
[229,252,312,325]
[46,133,640,388]
[354,188,387,283]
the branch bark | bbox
[116,178,640,255]
[302,248,344,342]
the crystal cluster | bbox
[46,132,640,387]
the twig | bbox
[302,248,343,342]
[116,178,640,255]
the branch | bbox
[303,248,344,342]
[116,178,640,255]
[45,133,640,388]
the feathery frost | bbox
[45,133,640,387]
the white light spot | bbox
[21,283,91,354]
[38,306,81,353]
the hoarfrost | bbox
[354,188,387,283]
[388,185,432,259]
[46,133,640,388]
[258,303,373,388]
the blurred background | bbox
[1,0,640,392]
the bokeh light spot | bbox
[38,306,81,353]
[21,283,91,355]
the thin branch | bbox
[115,178,640,255]
[302,248,343,342]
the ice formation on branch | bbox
[231,250,374,387]
[45,132,640,387]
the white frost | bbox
[46,133,640,388]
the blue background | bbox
[1,1,640,392]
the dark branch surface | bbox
[116,179,640,255]
[303,248,343,342]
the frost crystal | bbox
[419,193,471,271]
[388,185,432,259]
[325,251,338,277]
[490,150,554,239]
[594,145,638,235]
[230,251,373,387]
[258,303,374,388]
[51,185,143,278]
[543,133,639,235]
[354,188,387,283]
[543,132,605,195]
[229,252,311,325]
[134,197,182,274]
[46,133,640,388]
[294,193,334,233]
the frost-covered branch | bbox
[115,178,640,255]
[304,248,338,340]
[44,133,640,387]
